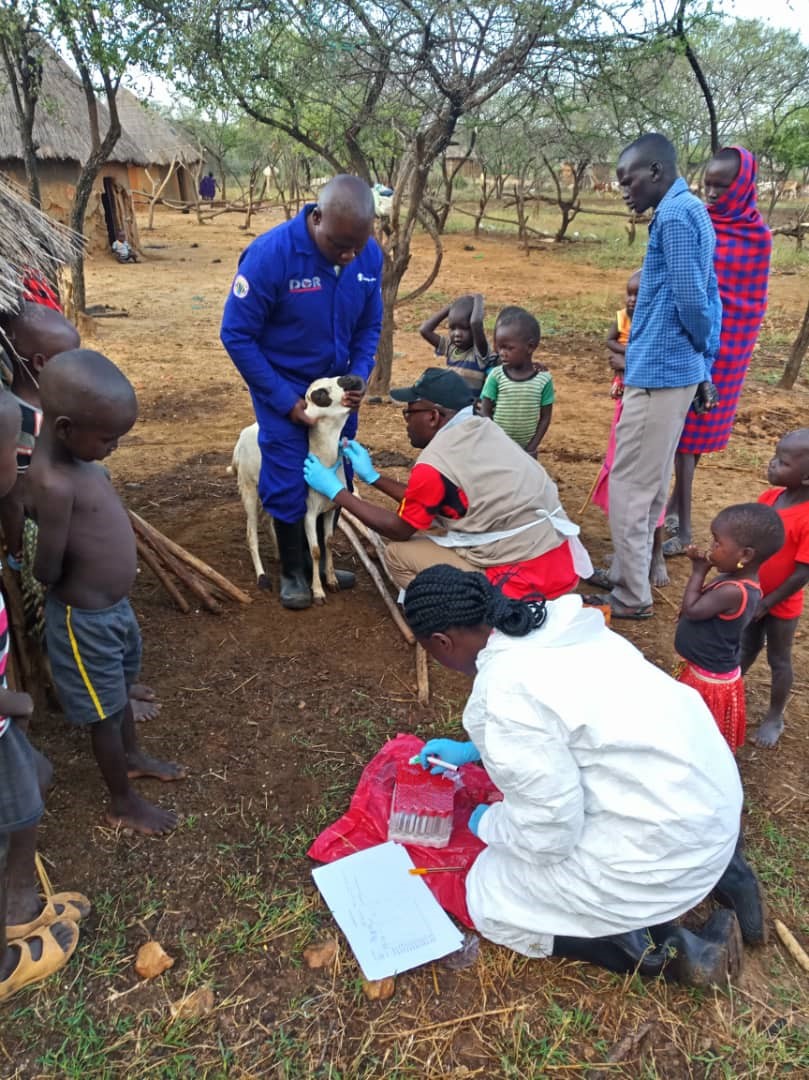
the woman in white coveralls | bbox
[406,565,767,986]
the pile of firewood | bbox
[129,511,251,615]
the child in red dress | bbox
[675,503,784,752]
[741,429,809,747]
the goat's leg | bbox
[321,508,339,592]
[266,515,280,562]
[240,478,269,588]
[304,507,326,605]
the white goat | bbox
[226,422,278,589]
[227,373,365,602]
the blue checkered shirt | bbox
[626,177,721,388]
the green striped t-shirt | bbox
[480,366,554,449]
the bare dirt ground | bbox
[2,206,809,1077]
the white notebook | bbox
[312,841,465,980]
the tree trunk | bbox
[779,296,809,389]
[367,263,398,399]
[68,163,102,314]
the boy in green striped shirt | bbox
[480,307,554,456]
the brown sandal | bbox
[6,892,91,941]
[0,921,79,1003]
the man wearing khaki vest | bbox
[302,368,591,598]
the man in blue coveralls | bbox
[221,175,384,610]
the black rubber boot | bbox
[273,519,313,610]
[712,845,768,945]
[552,928,668,976]
[652,910,744,988]
[315,510,355,591]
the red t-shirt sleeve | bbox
[795,509,809,566]
[397,462,469,531]
[398,463,447,530]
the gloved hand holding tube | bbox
[418,738,481,775]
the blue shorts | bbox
[45,595,142,726]
[0,721,44,833]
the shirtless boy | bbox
[0,305,160,722]
[27,350,185,834]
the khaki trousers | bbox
[383,536,478,592]
[609,383,697,609]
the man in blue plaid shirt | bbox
[603,133,721,619]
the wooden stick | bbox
[136,536,191,613]
[578,466,602,516]
[340,508,397,586]
[337,518,415,645]
[35,851,54,898]
[136,528,221,614]
[774,919,809,973]
[129,511,251,605]
[157,546,222,615]
[415,643,430,705]
[652,586,679,612]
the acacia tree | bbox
[177,0,667,394]
[39,0,169,311]
[0,2,45,206]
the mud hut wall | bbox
[0,159,139,254]
[129,162,188,205]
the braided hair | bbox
[403,565,547,639]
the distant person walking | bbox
[603,133,721,620]
[665,147,772,554]
[199,172,216,201]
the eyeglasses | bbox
[401,405,446,420]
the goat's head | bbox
[305,375,366,415]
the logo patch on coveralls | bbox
[233,274,250,298]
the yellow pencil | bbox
[409,866,465,875]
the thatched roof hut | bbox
[116,89,200,204]
[0,172,82,315]
[0,44,146,252]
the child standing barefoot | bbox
[740,429,809,748]
[675,504,784,752]
[419,293,490,398]
[27,350,186,834]
[479,307,553,455]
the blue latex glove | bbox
[303,453,345,501]
[468,804,490,837]
[342,439,380,485]
[5,552,22,572]
[418,738,481,774]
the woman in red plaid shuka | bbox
[665,147,772,553]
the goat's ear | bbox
[310,388,332,408]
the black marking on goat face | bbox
[310,388,333,407]
[337,374,366,393]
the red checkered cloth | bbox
[21,272,63,313]
[678,147,771,454]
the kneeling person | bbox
[304,368,590,599]
[27,350,186,836]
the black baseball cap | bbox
[390,368,474,411]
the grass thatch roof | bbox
[0,42,147,166]
[0,172,83,314]
[116,89,200,167]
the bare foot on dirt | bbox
[130,684,161,723]
[753,715,785,748]
[649,551,670,588]
[126,751,188,782]
[106,792,178,835]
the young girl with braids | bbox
[674,502,784,753]
[405,565,764,982]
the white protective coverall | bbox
[464,595,742,958]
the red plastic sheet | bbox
[308,733,501,927]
